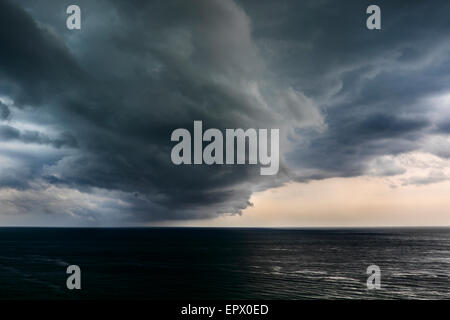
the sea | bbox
[0,227,449,300]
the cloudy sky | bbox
[1,0,450,226]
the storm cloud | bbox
[1,0,450,225]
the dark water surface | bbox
[0,227,449,299]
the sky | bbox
[1,0,450,226]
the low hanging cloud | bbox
[1,0,450,225]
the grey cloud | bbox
[0,2,86,108]
[259,0,450,181]
[1,0,450,224]
[0,124,77,148]
[435,118,450,135]
[402,170,450,186]
[0,0,302,222]
[366,157,406,177]
[0,124,19,139]
[0,102,10,119]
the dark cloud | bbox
[250,0,450,181]
[436,119,450,134]
[1,0,450,224]
[0,102,10,119]
[0,124,18,140]
[0,1,86,107]
[0,0,296,222]
[0,124,77,148]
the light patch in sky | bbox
[169,176,450,227]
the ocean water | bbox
[0,227,449,300]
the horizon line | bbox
[1,225,450,229]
